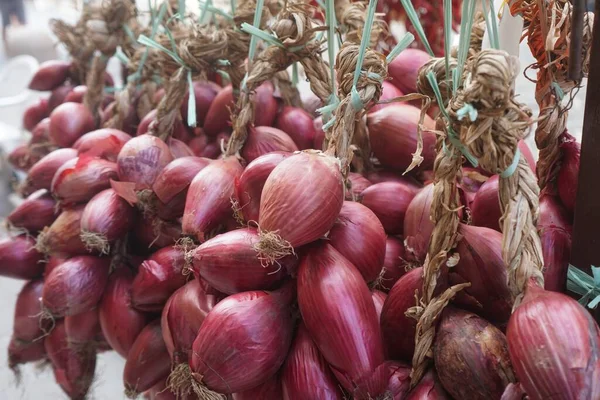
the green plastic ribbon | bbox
[292,63,299,88]
[481,0,500,50]
[456,0,477,88]
[350,0,378,111]
[567,265,600,309]
[443,0,452,83]
[456,103,478,122]
[179,0,186,15]
[500,148,520,178]
[323,0,338,124]
[198,2,234,20]
[386,33,415,64]
[129,2,168,83]
[399,0,434,56]
[551,81,565,101]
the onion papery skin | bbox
[367,104,436,172]
[51,156,118,205]
[372,290,387,322]
[117,134,174,190]
[387,49,431,93]
[38,206,89,255]
[13,279,46,342]
[124,320,171,396]
[259,151,344,249]
[360,181,417,235]
[29,60,71,91]
[131,246,188,312]
[451,224,512,324]
[471,175,501,231]
[161,279,218,363]
[7,189,57,233]
[347,172,372,200]
[23,148,78,196]
[146,379,189,400]
[8,336,47,368]
[405,369,450,400]
[232,376,283,400]
[65,308,101,345]
[507,283,600,400]
[181,81,220,127]
[370,81,404,114]
[45,320,96,400]
[328,201,386,282]
[42,256,110,317]
[557,133,580,214]
[203,85,234,136]
[538,195,572,292]
[8,144,36,171]
[48,102,96,148]
[380,267,423,361]
[192,228,291,294]
[379,237,408,292]
[275,106,318,150]
[133,214,182,252]
[385,361,411,400]
[234,151,290,223]
[99,268,150,358]
[434,308,516,400]
[404,184,434,263]
[80,189,135,252]
[298,242,386,398]
[153,156,211,204]
[190,286,294,394]
[0,236,44,280]
[281,323,343,400]
[182,156,243,242]
[241,126,298,163]
[72,129,132,162]
[24,97,50,131]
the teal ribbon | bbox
[456,103,478,122]
[567,265,600,309]
[500,148,520,178]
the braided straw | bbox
[335,0,387,46]
[273,70,303,107]
[50,11,95,84]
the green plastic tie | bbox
[199,0,212,22]
[350,0,378,111]
[292,63,299,87]
[130,2,168,83]
[115,47,130,65]
[551,81,565,101]
[399,0,435,56]
[481,0,499,49]
[230,0,236,14]
[198,2,234,20]
[247,0,265,63]
[386,33,415,64]
[179,0,186,15]
[187,69,197,127]
[456,103,478,121]
[456,0,477,88]
[567,265,600,309]
[122,24,137,45]
[500,148,520,178]
[488,0,500,50]
[443,0,452,83]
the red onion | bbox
[168,138,195,158]
[99,268,150,357]
[452,224,512,324]
[471,175,501,231]
[9,144,35,171]
[370,81,404,113]
[257,151,343,260]
[281,323,343,400]
[65,308,101,345]
[131,246,188,312]
[372,290,387,321]
[367,104,436,172]
[303,90,321,117]
[133,214,182,251]
[8,336,46,369]
[0,236,44,279]
[182,156,243,241]
[189,284,294,394]
[48,84,74,111]
[328,201,386,282]
[136,109,188,138]
[379,237,409,291]
[434,308,515,400]
[188,133,219,158]
[387,48,431,93]
[253,81,279,128]
[36,206,89,255]
[460,168,488,206]
[72,128,132,162]
[117,134,174,190]
[347,172,372,200]
[313,116,325,150]
[44,254,68,278]
[380,267,423,361]
[233,375,283,400]
[181,81,220,127]
[385,361,411,400]
[30,117,51,144]
[124,320,171,397]
[241,126,298,162]
[153,156,211,204]
[29,60,71,91]
[161,280,218,364]
[45,320,96,400]
[538,195,572,292]
[7,189,57,233]
[507,283,600,400]
[404,184,434,263]
[298,242,386,398]
[203,85,234,136]
[23,97,49,131]
[146,379,184,400]
[234,151,290,223]
[80,189,134,253]
[557,133,580,214]
[64,85,87,103]
[51,156,118,204]
[48,102,96,147]
[360,181,417,235]
[367,170,423,187]
[13,279,46,342]
[406,369,450,400]
[42,256,110,317]
[191,228,291,294]
[22,148,78,196]
[275,106,318,149]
